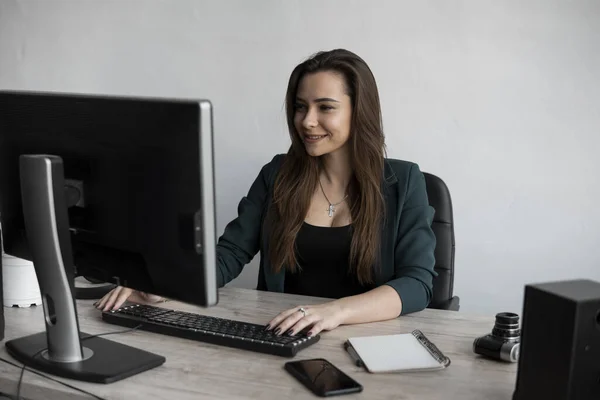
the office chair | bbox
[423,172,460,311]
[74,276,116,300]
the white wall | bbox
[1,0,599,315]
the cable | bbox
[0,325,142,400]
[16,347,45,399]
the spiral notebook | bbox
[344,330,450,373]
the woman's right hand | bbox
[94,285,165,312]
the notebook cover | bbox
[346,330,450,373]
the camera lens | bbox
[491,312,520,340]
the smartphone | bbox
[284,358,363,397]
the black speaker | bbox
[513,279,600,400]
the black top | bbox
[284,222,375,299]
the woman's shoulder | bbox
[384,157,418,171]
[383,158,424,186]
[267,153,287,168]
[260,153,286,173]
[254,154,287,186]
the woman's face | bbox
[293,71,352,158]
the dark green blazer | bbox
[216,154,437,315]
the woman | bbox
[96,48,437,338]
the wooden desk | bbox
[0,287,517,399]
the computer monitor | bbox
[0,90,219,383]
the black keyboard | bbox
[101,304,320,357]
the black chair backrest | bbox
[423,172,457,309]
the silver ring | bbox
[298,307,307,317]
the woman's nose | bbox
[301,108,318,129]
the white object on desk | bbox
[2,253,42,308]
[346,330,451,373]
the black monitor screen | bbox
[0,91,218,307]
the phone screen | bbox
[284,358,363,397]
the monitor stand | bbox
[4,154,165,384]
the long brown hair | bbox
[267,49,386,284]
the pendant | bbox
[327,204,335,217]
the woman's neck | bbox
[320,147,352,190]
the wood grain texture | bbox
[0,287,518,399]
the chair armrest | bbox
[74,283,116,300]
[429,296,460,311]
[443,296,460,311]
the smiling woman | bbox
[96,49,437,340]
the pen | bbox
[344,341,364,368]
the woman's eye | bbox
[320,105,334,111]
[294,103,306,111]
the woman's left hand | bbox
[266,301,347,337]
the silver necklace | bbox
[318,179,348,217]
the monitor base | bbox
[5,331,165,384]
